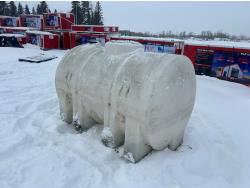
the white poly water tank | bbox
[55,42,196,163]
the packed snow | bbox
[0,45,250,188]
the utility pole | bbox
[76,3,77,24]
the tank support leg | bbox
[57,89,73,124]
[102,110,125,148]
[77,103,96,131]
[123,118,151,163]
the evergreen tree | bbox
[81,1,91,25]
[32,7,36,15]
[54,9,57,13]
[4,3,10,16]
[37,1,49,14]
[9,1,17,17]
[25,5,30,15]
[93,1,103,25]
[71,1,82,24]
[17,3,23,16]
[36,4,41,14]
[0,2,5,15]
[40,1,49,13]
[0,1,8,15]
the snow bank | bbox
[0,46,250,187]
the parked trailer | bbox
[26,30,59,50]
[110,36,184,54]
[43,13,74,31]
[0,16,19,27]
[184,40,250,86]
[19,15,44,30]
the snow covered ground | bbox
[0,46,250,188]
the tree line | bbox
[0,1,53,16]
[0,1,30,16]
[0,1,103,25]
[120,29,250,41]
[71,1,103,25]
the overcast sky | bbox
[19,1,250,36]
